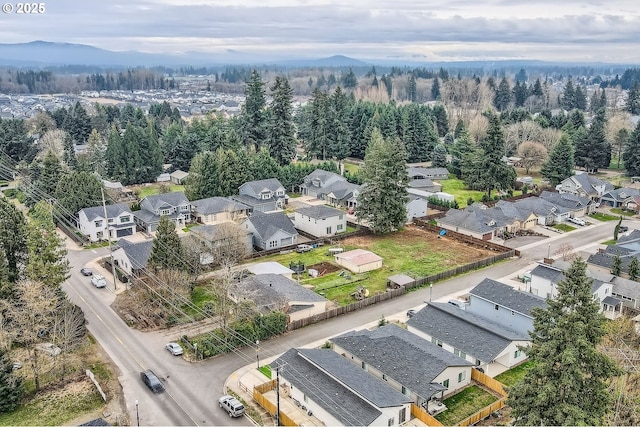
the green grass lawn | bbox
[553,223,575,232]
[601,239,618,245]
[343,162,361,174]
[610,208,635,217]
[494,360,534,387]
[440,177,484,207]
[589,212,620,221]
[434,385,499,426]
[136,184,185,198]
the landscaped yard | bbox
[133,184,185,198]
[343,162,361,175]
[590,212,621,221]
[440,177,484,207]
[242,226,496,305]
[494,360,534,387]
[553,223,575,232]
[434,385,499,426]
[610,208,635,217]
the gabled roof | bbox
[79,203,133,222]
[335,249,382,265]
[301,169,345,187]
[233,273,327,310]
[530,263,565,283]
[114,238,153,270]
[408,302,530,362]
[273,349,383,426]
[190,223,248,241]
[240,178,284,194]
[296,205,344,220]
[438,207,505,234]
[319,180,361,200]
[191,196,249,215]
[539,190,591,210]
[330,324,471,400]
[602,187,640,202]
[170,170,189,179]
[510,197,571,216]
[406,167,448,177]
[569,173,614,195]
[141,192,189,211]
[470,278,546,317]
[244,212,297,241]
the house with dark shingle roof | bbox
[556,173,613,202]
[330,324,473,406]
[134,192,191,233]
[407,167,449,180]
[241,211,298,250]
[230,273,327,321]
[600,187,640,208]
[299,169,346,198]
[78,203,136,242]
[190,196,250,225]
[233,178,286,213]
[538,190,594,217]
[111,238,153,275]
[189,223,253,261]
[436,204,520,240]
[294,205,346,237]
[407,302,530,376]
[466,278,547,335]
[272,348,412,426]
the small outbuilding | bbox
[387,274,415,289]
[334,249,383,273]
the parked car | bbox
[165,342,184,356]
[218,395,246,418]
[568,217,586,226]
[35,343,61,357]
[619,225,629,233]
[91,274,107,288]
[140,370,165,393]
[296,244,313,253]
[80,267,93,276]
[406,309,417,318]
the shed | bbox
[334,249,383,273]
[245,261,294,279]
[387,274,415,289]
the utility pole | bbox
[276,366,281,426]
[101,187,118,291]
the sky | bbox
[1,0,640,63]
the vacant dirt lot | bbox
[307,261,341,274]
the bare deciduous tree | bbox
[36,129,69,160]
[51,299,86,381]
[554,243,576,261]
[517,141,548,174]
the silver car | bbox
[165,342,184,356]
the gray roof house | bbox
[436,204,518,240]
[299,169,346,198]
[407,167,449,180]
[466,278,547,336]
[112,238,153,275]
[272,348,412,427]
[241,211,298,251]
[600,187,640,208]
[233,178,286,213]
[294,205,347,237]
[229,273,327,321]
[134,191,191,233]
[170,170,189,185]
[330,324,473,405]
[538,190,593,213]
[191,196,250,225]
[189,223,253,263]
[407,302,531,376]
[499,197,571,226]
[556,173,614,201]
[320,180,361,209]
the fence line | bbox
[455,398,506,427]
[471,368,507,397]
[410,403,444,426]
[253,381,297,427]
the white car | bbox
[165,342,184,356]
[91,274,107,288]
[568,217,586,226]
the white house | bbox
[78,203,136,242]
[134,192,191,233]
[111,238,153,276]
[294,205,346,237]
[191,196,250,225]
[233,178,287,213]
[273,348,413,427]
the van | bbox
[218,395,246,417]
[140,370,165,393]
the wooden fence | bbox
[410,404,443,426]
[456,398,506,427]
[413,218,517,254]
[253,380,297,427]
[471,368,507,396]
[451,368,508,426]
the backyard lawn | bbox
[434,385,499,426]
[589,212,621,221]
[440,177,484,207]
[241,226,496,305]
[134,184,185,198]
[494,361,534,387]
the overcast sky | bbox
[2,0,640,63]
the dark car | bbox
[140,370,165,393]
[406,309,417,318]
[80,267,93,276]
[619,225,629,233]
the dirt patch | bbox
[307,262,341,275]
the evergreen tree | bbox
[628,257,639,281]
[563,79,576,110]
[0,118,37,163]
[574,109,610,172]
[105,124,126,181]
[148,215,184,271]
[612,254,622,276]
[431,144,448,168]
[494,77,512,111]
[574,86,587,111]
[240,70,267,152]
[515,68,527,83]
[623,121,640,177]
[627,81,640,115]
[328,87,351,161]
[0,196,27,286]
[432,105,449,137]
[249,148,281,181]
[308,88,330,159]
[267,76,296,166]
[85,129,107,176]
[532,78,544,97]
[356,129,409,234]
[508,258,620,426]
[137,119,163,183]
[0,348,24,413]
[541,134,575,186]
[450,127,474,178]
[513,81,528,107]
[407,74,417,102]
[54,171,103,222]
[185,151,217,200]
[213,148,249,197]
[341,68,358,89]
[62,132,77,169]
[34,150,62,200]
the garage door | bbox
[116,228,133,237]
[280,237,292,246]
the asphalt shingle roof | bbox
[233,273,327,312]
[240,178,284,194]
[191,197,249,215]
[330,324,470,400]
[244,212,297,241]
[296,205,344,220]
[115,238,153,269]
[407,302,530,363]
[470,278,546,317]
[273,349,382,426]
[79,203,132,221]
[141,192,189,211]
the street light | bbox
[429,283,433,302]
[135,400,139,427]
[256,340,260,369]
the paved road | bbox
[63,216,631,425]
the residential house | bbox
[245,261,295,279]
[600,187,640,208]
[407,167,449,180]
[233,178,287,213]
[229,273,328,321]
[134,192,191,233]
[170,170,189,185]
[241,211,298,250]
[191,197,250,225]
[189,223,253,262]
[528,261,622,318]
[466,278,546,336]
[507,197,571,226]
[334,249,383,273]
[299,169,346,198]
[436,203,524,240]
[294,205,346,237]
[111,238,153,276]
[273,348,413,427]
[330,324,473,407]
[323,180,361,210]
[78,204,136,242]
[408,302,530,376]
[493,200,538,231]
[407,178,442,193]
[556,173,614,202]
[156,173,171,182]
[406,197,428,222]
[538,190,594,217]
